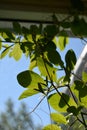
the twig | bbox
[68,118,77,130]
[81,112,87,128]
[42,54,70,107]
[29,95,46,114]
[66,84,77,104]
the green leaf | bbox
[64,49,77,81]
[71,80,87,107]
[48,93,77,112]
[17,70,45,89]
[46,45,64,66]
[20,41,34,54]
[4,30,15,40]
[26,35,33,43]
[22,26,29,35]
[10,44,22,61]
[0,47,10,59]
[13,22,21,34]
[44,25,58,39]
[37,57,57,82]
[67,106,78,116]
[29,60,37,70]
[61,22,71,28]
[42,124,61,130]
[65,49,77,70]
[30,25,39,34]
[46,41,56,50]
[19,88,38,100]
[57,36,69,51]
[50,113,67,124]
[0,31,9,39]
[67,106,83,116]
[82,71,87,82]
[37,83,45,93]
[29,25,39,40]
[57,76,68,87]
[71,18,87,36]
[0,40,2,50]
[0,29,15,40]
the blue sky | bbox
[0,38,85,127]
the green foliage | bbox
[13,22,21,34]
[71,17,87,36]
[72,80,87,107]
[82,71,87,82]
[48,93,77,112]
[37,57,57,82]
[42,124,61,130]
[64,49,77,81]
[57,36,69,51]
[1,15,87,129]
[9,43,22,61]
[65,49,77,71]
[19,88,38,100]
[0,41,2,50]
[17,70,45,89]
[50,113,67,124]
[0,46,11,59]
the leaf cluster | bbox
[0,15,87,129]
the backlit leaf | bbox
[0,29,15,40]
[57,36,69,51]
[17,70,45,89]
[27,35,33,43]
[10,44,22,61]
[42,124,61,130]
[0,47,10,59]
[48,93,77,112]
[29,60,37,70]
[37,57,57,82]
[4,30,15,40]
[19,88,38,100]
[82,71,87,82]
[71,80,87,107]
[57,76,68,87]
[0,40,2,50]
[50,113,67,124]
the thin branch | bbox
[80,37,87,44]
[1,40,27,44]
[81,112,87,128]
[77,116,87,128]
[66,84,78,104]
[29,95,46,115]
[71,72,82,81]
[42,54,70,107]
[46,97,53,125]
[81,112,87,116]
[68,118,77,130]
[62,15,73,23]
[17,95,46,130]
